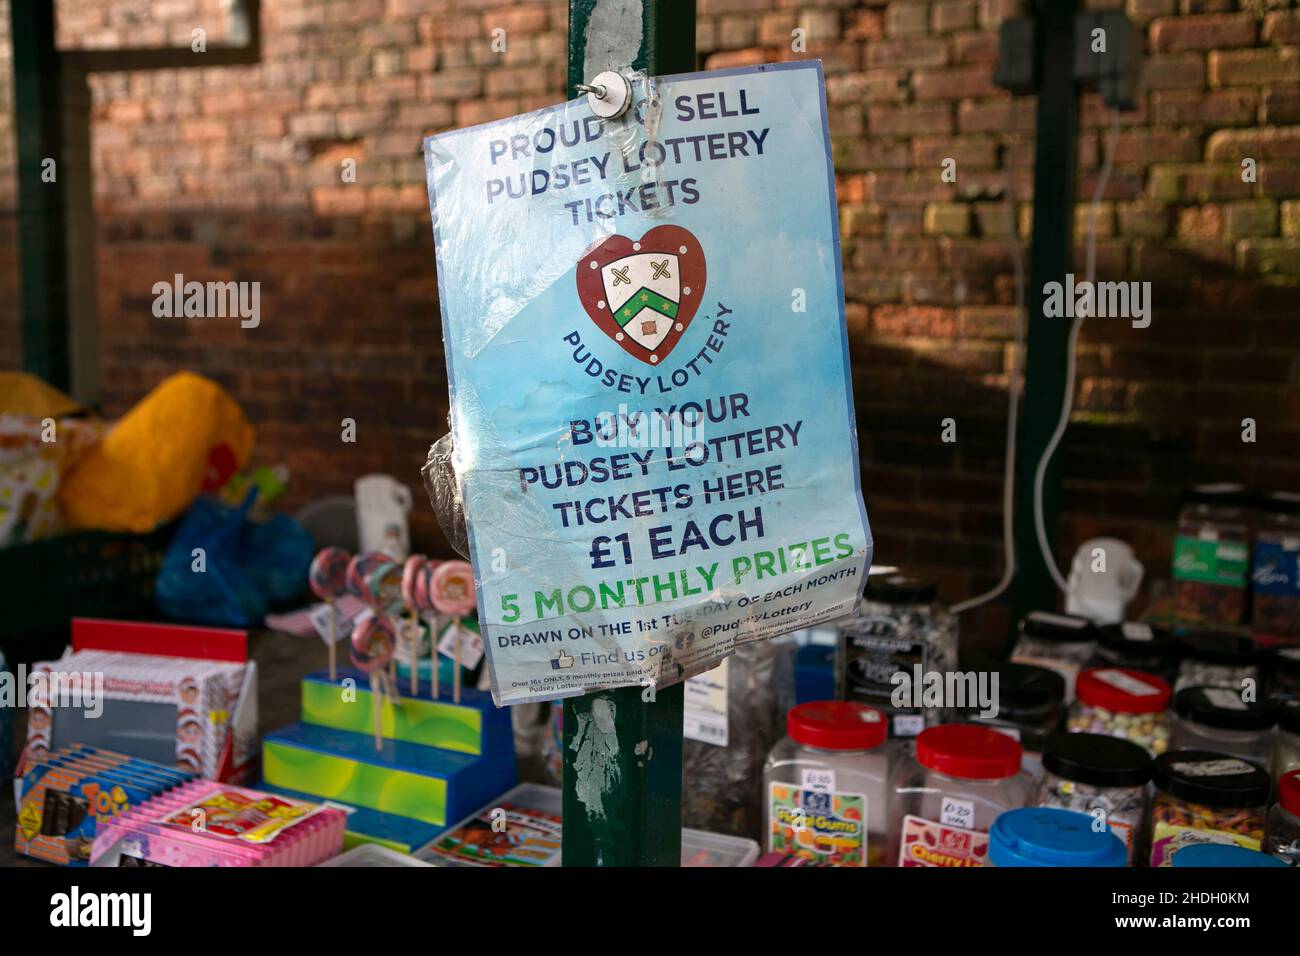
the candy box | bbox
[19,618,258,782]
[13,745,190,866]
[90,781,347,867]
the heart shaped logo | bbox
[575,224,706,366]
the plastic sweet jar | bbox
[1174,630,1260,693]
[1266,645,1300,704]
[889,724,1032,867]
[1092,622,1181,686]
[1011,611,1098,702]
[988,807,1128,868]
[1272,701,1300,778]
[1262,768,1300,866]
[1251,492,1300,639]
[1035,731,1152,862]
[959,657,1066,779]
[1069,667,1172,755]
[1170,686,1278,769]
[835,572,957,739]
[1147,750,1271,866]
[762,701,894,867]
[1172,483,1253,627]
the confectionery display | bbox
[1034,732,1151,861]
[1068,667,1172,755]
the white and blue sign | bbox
[425,61,871,705]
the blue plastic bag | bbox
[155,490,313,626]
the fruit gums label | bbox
[1150,824,1260,867]
[897,814,990,867]
[768,783,867,867]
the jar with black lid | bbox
[1251,492,1300,638]
[1035,731,1152,862]
[1092,622,1180,686]
[1173,483,1253,627]
[1148,750,1271,866]
[1171,686,1278,769]
[1174,630,1260,693]
[1011,611,1098,703]
[1266,645,1300,704]
[1276,701,1300,778]
[959,656,1066,778]
[836,572,957,739]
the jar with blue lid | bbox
[1171,843,1288,867]
[988,807,1128,867]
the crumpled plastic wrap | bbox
[422,60,872,706]
[421,432,469,560]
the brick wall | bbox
[0,0,1297,643]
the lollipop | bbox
[351,615,396,752]
[309,547,351,681]
[431,560,476,703]
[345,551,395,605]
[401,555,427,695]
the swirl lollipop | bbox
[351,615,396,752]
[401,555,427,695]
[309,547,351,681]
[431,560,476,703]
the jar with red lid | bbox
[1263,769,1300,865]
[1068,667,1173,755]
[888,724,1033,867]
[763,701,895,866]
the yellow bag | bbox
[60,372,254,533]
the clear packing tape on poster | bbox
[423,62,872,706]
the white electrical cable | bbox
[1031,109,1122,594]
[949,99,1027,615]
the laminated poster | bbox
[424,61,871,706]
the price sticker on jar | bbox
[940,797,975,830]
[801,769,836,794]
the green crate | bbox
[0,525,172,663]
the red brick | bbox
[911,66,1000,100]
[1207,127,1300,161]
[1261,11,1300,45]
[1151,89,1258,126]
[1140,52,1206,89]
[1209,48,1300,87]
[1150,13,1257,51]
[887,2,931,37]
[868,102,954,135]
[932,1,978,33]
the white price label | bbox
[438,623,484,670]
[1121,622,1153,642]
[940,797,975,829]
[801,769,835,794]
[1202,688,1248,711]
[1094,668,1161,696]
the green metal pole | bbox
[11,0,70,391]
[1009,0,1080,644]
[562,0,696,868]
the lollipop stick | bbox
[431,616,440,700]
[370,673,382,752]
[388,628,398,690]
[453,618,462,705]
[327,598,337,682]
[408,613,418,696]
